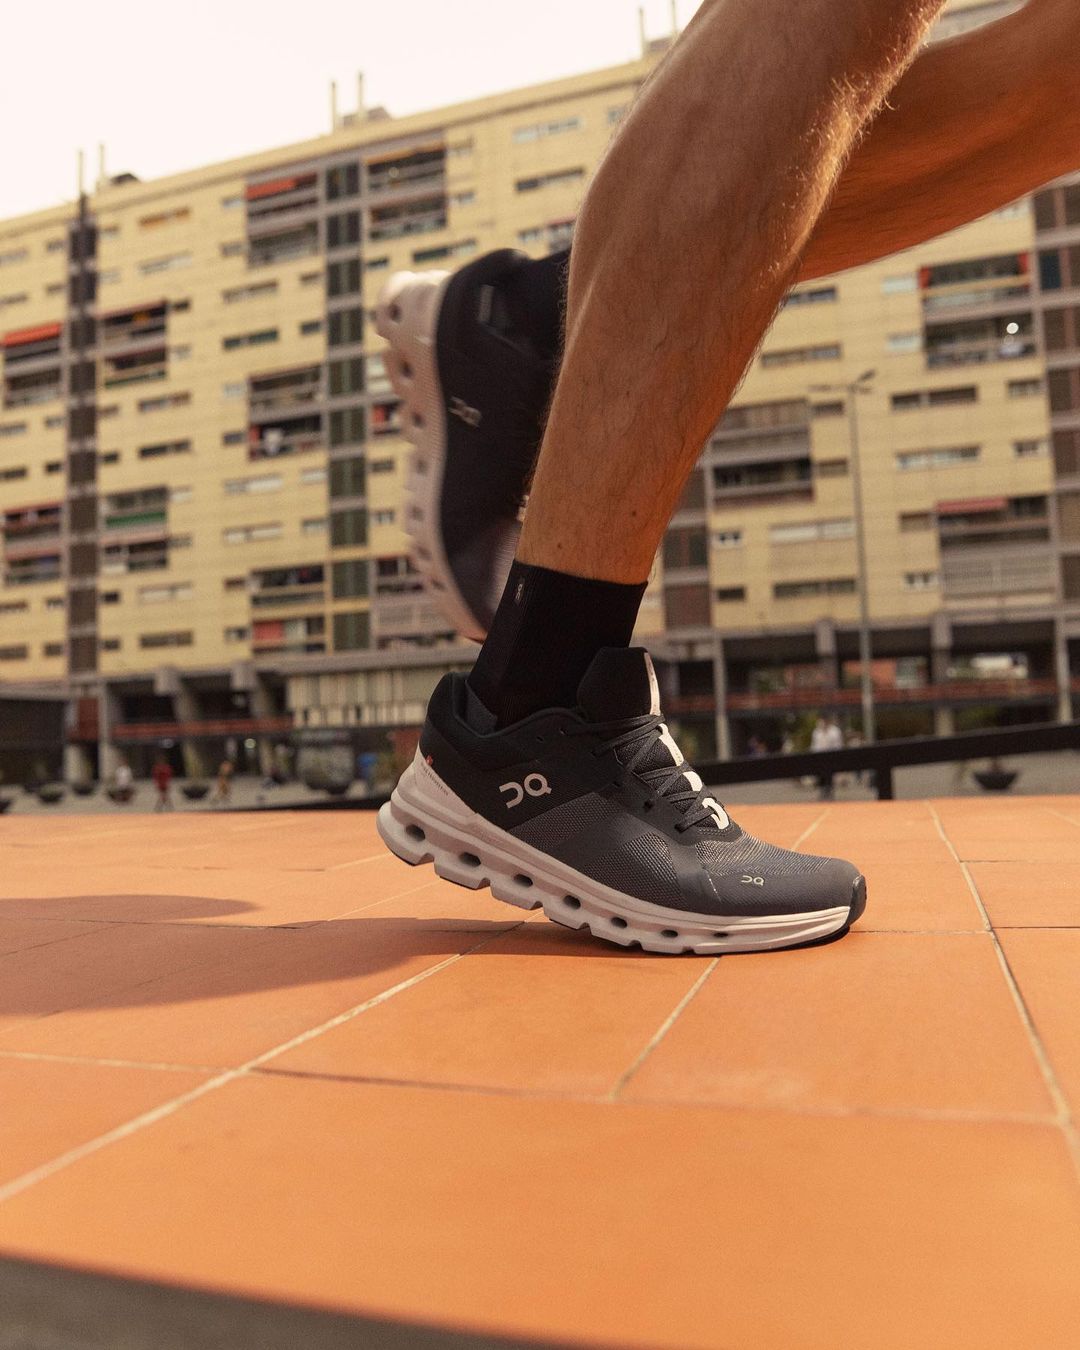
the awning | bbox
[2,322,62,348]
[936,497,1008,516]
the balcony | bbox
[101,303,167,352]
[247,224,318,268]
[249,367,322,418]
[4,369,62,408]
[102,347,167,389]
[366,149,446,199]
[941,546,1056,598]
[246,174,318,227]
[368,197,447,243]
[248,433,322,462]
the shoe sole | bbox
[374,270,487,644]
[378,752,865,955]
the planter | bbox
[71,781,96,797]
[37,784,65,805]
[324,781,353,797]
[182,783,211,801]
[107,786,135,804]
[974,768,1019,792]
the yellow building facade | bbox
[0,0,1075,779]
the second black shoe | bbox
[374,250,558,642]
[378,648,867,954]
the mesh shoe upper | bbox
[419,648,864,919]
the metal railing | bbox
[697,720,1080,801]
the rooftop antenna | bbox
[357,71,365,118]
[330,79,339,131]
[76,148,85,198]
[97,142,106,190]
[638,5,647,53]
[670,0,679,34]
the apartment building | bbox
[0,0,1075,781]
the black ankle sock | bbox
[500,250,570,363]
[467,560,646,728]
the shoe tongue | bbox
[576,648,661,723]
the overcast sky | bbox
[2,0,704,221]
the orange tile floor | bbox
[1,798,1079,1348]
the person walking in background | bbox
[152,755,173,812]
[213,758,234,806]
[375,0,1080,955]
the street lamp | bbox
[810,369,877,743]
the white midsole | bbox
[377,752,851,955]
[374,271,486,643]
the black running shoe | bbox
[378,648,867,954]
[374,250,556,642]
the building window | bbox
[299,319,322,336]
[815,458,849,477]
[770,518,854,544]
[224,473,283,495]
[899,512,933,532]
[139,252,192,275]
[45,460,62,474]
[773,578,856,599]
[891,385,978,410]
[326,211,361,249]
[100,591,120,604]
[222,328,278,351]
[332,558,369,599]
[513,116,582,144]
[101,638,121,652]
[300,466,327,485]
[760,343,841,368]
[302,517,326,535]
[896,445,980,470]
[0,645,30,661]
[1015,439,1049,459]
[138,392,190,413]
[0,600,28,614]
[881,273,917,294]
[139,631,193,649]
[1007,378,1043,398]
[326,162,360,201]
[451,190,476,207]
[225,625,249,642]
[223,522,283,544]
[715,586,746,602]
[222,280,278,304]
[712,529,743,549]
[139,439,191,459]
[327,257,361,297]
[887,332,922,353]
[221,241,244,257]
[139,207,191,229]
[515,167,586,193]
[330,508,368,548]
[0,422,27,438]
[333,610,370,651]
[904,571,939,591]
[783,285,838,307]
[0,466,27,481]
[1038,249,1063,291]
[372,508,395,526]
[139,582,193,604]
[811,401,845,418]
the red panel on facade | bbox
[2,322,62,347]
[245,174,316,202]
[936,497,1008,516]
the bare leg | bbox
[517,0,947,584]
[800,0,1080,280]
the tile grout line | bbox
[0,927,517,1208]
[607,957,720,1101]
[0,1049,221,1075]
[791,807,830,852]
[926,801,1080,1181]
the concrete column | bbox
[172,676,212,779]
[250,674,278,777]
[63,742,93,783]
[713,638,732,762]
[931,613,954,738]
[1054,618,1072,723]
[814,619,839,691]
[98,684,124,780]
